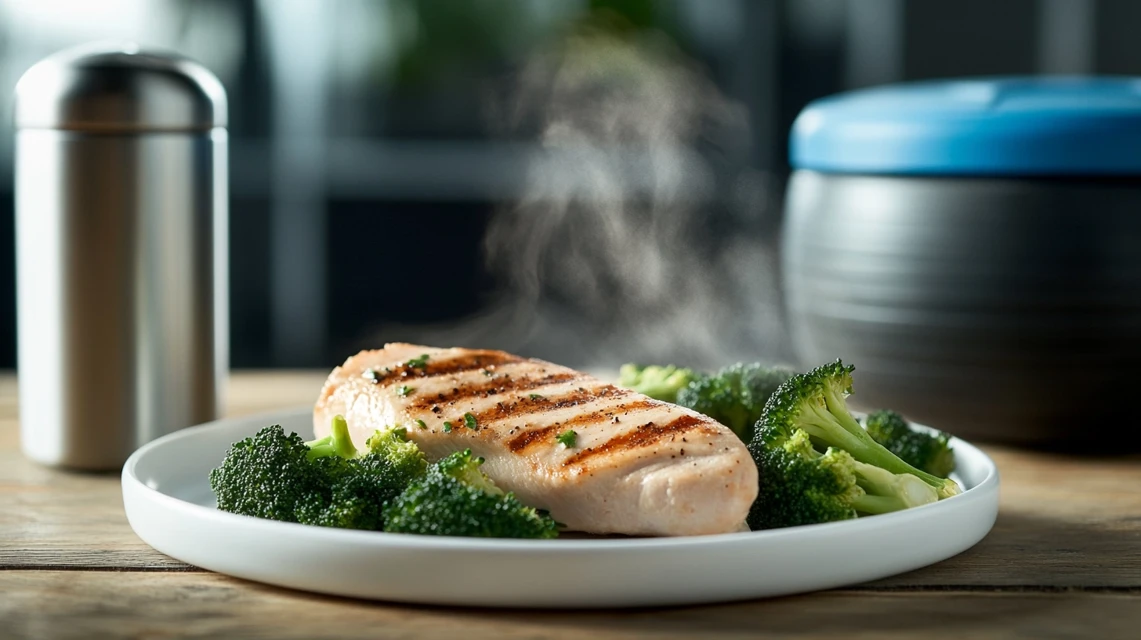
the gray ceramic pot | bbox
[783,170,1141,445]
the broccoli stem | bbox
[304,435,334,460]
[851,494,910,515]
[799,403,869,459]
[816,387,960,499]
[852,460,938,511]
[304,415,357,460]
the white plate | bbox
[122,409,999,609]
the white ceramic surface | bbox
[122,409,1000,609]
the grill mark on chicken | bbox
[564,398,655,425]
[364,351,523,386]
[550,399,659,436]
[471,385,634,427]
[499,394,661,454]
[505,425,562,453]
[563,415,713,466]
[405,371,582,410]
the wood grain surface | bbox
[2,372,1139,639]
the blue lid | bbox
[791,77,1141,175]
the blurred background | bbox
[0,0,1137,371]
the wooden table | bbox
[2,372,1139,639]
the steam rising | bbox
[396,25,788,370]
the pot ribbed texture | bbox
[783,170,1141,445]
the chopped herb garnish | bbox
[529,393,544,400]
[443,421,454,433]
[415,419,427,429]
[405,353,430,369]
[556,430,577,448]
[396,385,414,397]
[363,369,380,382]
[482,368,494,377]
[463,412,478,430]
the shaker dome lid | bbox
[14,41,226,132]
[791,77,1141,175]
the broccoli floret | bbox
[210,416,428,530]
[865,410,956,479]
[209,424,335,523]
[747,424,937,530]
[294,473,387,530]
[617,363,700,403]
[434,447,503,494]
[677,376,749,436]
[757,360,960,500]
[363,425,429,486]
[676,362,796,442]
[383,449,558,539]
[294,425,431,530]
[748,426,862,529]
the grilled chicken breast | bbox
[313,344,758,536]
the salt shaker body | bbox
[14,43,227,469]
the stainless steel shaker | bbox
[13,42,227,469]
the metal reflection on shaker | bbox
[13,42,228,469]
